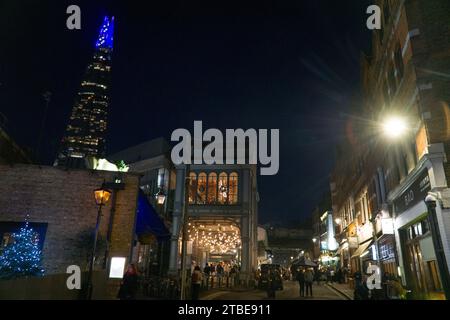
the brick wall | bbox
[0,164,140,285]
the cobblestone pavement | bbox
[201,280,349,300]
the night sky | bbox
[0,0,372,225]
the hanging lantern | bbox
[94,187,112,206]
[155,188,166,205]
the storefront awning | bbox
[135,190,171,241]
[351,240,373,259]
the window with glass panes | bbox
[188,171,239,205]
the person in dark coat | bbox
[118,264,139,300]
[304,268,314,297]
[203,263,211,288]
[203,263,211,275]
[266,269,277,299]
[354,272,370,300]
[336,268,343,284]
[296,268,305,297]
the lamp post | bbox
[155,188,166,205]
[86,186,111,300]
[155,169,167,206]
[382,116,408,139]
[180,164,190,300]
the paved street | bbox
[201,281,349,300]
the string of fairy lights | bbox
[187,223,241,254]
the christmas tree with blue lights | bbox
[0,221,44,279]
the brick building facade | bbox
[331,0,450,299]
[0,164,140,298]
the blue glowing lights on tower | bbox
[95,16,114,49]
[56,16,114,168]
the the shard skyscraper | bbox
[55,16,114,168]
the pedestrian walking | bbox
[217,263,224,287]
[304,268,314,297]
[203,263,211,288]
[315,269,322,286]
[191,266,203,300]
[343,266,349,283]
[336,268,343,284]
[266,269,277,299]
[354,272,370,300]
[117,263,139,300]
[296,268,305,297]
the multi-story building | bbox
[0,164,140,299]
[169,162,259,286]
[317,211,339,267]
[108,138,174,277]
[311,192,332,261]
[55,16,114,168]
[332,0,450,299]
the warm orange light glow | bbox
[94,188,111,205]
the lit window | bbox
[207,173,217,204]
[189,173,197,204]
[229,172,238,204]
[218,172,228,204]
[197,173,207,204]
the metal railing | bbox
[140,276,180,300]
[202,274,238,290]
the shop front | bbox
[377,234,397,276]
[393,168,446,299]
[350,239,374,274]
[350,222,374,274]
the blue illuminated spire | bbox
[95,16,114,49]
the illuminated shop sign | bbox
[393,170,430,213]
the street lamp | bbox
[382,116,408,139]
[87,185,111,300]
[94,187,112,206]
[335,218,342,225]
[155,188,166,205]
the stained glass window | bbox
[197,173,207,204]
[207,173,217,204]
[189,172,197,204]
[218,172,228,204]
[229,172,238,204]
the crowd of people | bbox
[190,261,241,300]
[116,261,409,300]
[290,264,408,300]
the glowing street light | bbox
[382,116,408,139]
[155,188,166,205]
[88,185,112,299]
[312,238,317,243]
